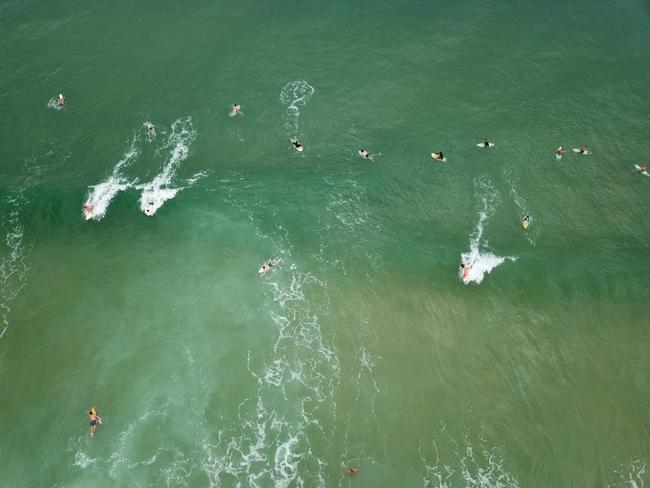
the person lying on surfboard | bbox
[578,145,590,155]
[522,215,530,228]
[460,263,471,283]
[290,138,303,152]
[431,151,445,161]
[358,149,371,159]
[88,408,101,437]
[481,138,492,148]
[636,164,648,174]
[259,257,281,275]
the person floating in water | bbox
[145,122,156,137]
[56,93,65,107]
[341,464,359,476]
[358,149,372,160]
[259,257,281,275]
[578,145,590,155]
[481,138,492,148]
[229,104,241,117]
[88,407,101,437]
[555,147,565,160]
[431,151,445,161]
[460,263,471,283]
[289,137,303,152]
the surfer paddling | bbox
[145,122,156,137]
[431,151,445,161]
[230,104,241,117]
[577,145,590,155]
[88,408,101,437]
[358,149,372,160]
[259,257,281,275]
[289,138,303,152]
[460,263,471,283]
[480,138,492,148]
[635,164,648,175]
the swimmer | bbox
[341,464,359,476]
[229,104,241,116]
[56,93,65,107]
[358,149,372,160]
[88,408,101,437]
[289,137,304,152]
[460,263,471,283]
[259,257,281,275]
[431,151,445,161]
[145,122,156,137]
[555,146,565,160]
[144,199,155,216]
[579,145,590,155]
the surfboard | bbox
[635,164,649,176]
[522,219,529,230]
[431,153,447,162]
[573,148,591,155]
[477,142,495,148]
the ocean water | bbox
[0,0,648,486]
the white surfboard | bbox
[573,148,591,155]
[431,153,447,162]
[477,142,495,148]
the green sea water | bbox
[1,0,649,486]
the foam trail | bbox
[280,81,315,136]
[461,177,516,285]
[84,136,139,221]
[503,168,535,245]
[47,97,64,111]
[137,117,196,216]
[606,458,646,488]
[0,193,31,339]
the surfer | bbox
[259,257,280,275]
[522,214,530,229]
[83,204,93,218]
[555,147,565,160]
[230,104,241,116]
[290,138,303,152]
[145,122,156,137]
[460,263,471,283]
[341,464,359,476]
[88,408,101,437]
[636,164,648,174]
[481,138,492,148]
[358,149,371,160]
[578,145,590,155]
[56,93,65,107]
[144,198,155,216]
[431,151,445,161]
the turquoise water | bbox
[1,0,648,486]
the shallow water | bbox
[0,0,648,486]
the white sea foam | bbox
[0,193,32,339]
[137,117,197,216]
[73,451,97,469]
[47,96,64,111]
[84,137,139,221]
[606,458,646,488]
[420,425,520,488]
[199,178,340,486]
[280,81,315,136]
[461,177,516,285]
